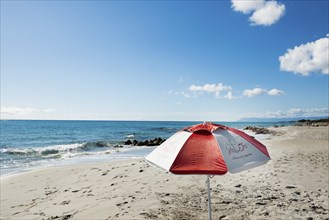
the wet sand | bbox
[1,126,328,219]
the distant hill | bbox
[237,116,329,123]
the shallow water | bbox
[0,120,292,176]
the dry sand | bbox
[1,126,328,220]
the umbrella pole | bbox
[207,175,212,220]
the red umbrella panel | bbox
[145,122,271,220]
[145,122,270,175]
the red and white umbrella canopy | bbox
[145,122,270,175]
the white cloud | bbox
[1,106,56,115]
[267,88,285,96]
[172,84,283,99]
[279,34,329,76]
[249,1,285,26]
[1,107,39,115]
[223,91,237,100]
[188,83,235,99]
[256,108,329,118]
[189,83,232,92]
[231,0,285,26]
[259,110,285,118]
[243,88,285,97]
[231,0,263,14]
[243,88,267,97]
[287,108,329,116]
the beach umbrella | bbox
[145,122,270,220]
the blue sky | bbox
[1,0,328,121]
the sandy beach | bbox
[1,126,328,220]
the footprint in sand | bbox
[45,190,58,196]
[116,201,129,209]
[60,200,70,205]
[82,189,92,193]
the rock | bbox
[124,140,132,145]
[235,184,242,188]
[137,141,145,146]
[295,118,329,127]
[113,145,123,148]
[244,126,272,134]
[125,137,166,147]
[147,137,165,146]
[286,185,297,189]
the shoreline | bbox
[0,126,272,178]
[0,146,156,178]
[1,126,328,219]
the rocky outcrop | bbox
[294,118,329,127]
[244,126,272,134]
[124,137,165,147]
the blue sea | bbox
[0,120,292,176]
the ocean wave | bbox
[0,136,157,174]
[0,141,127,158]
[81,141,113,150]
[125,134,135,138]
[155,127,178,132]
[0,143,82,158]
